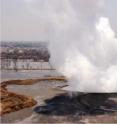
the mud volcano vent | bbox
[34,93,117,116]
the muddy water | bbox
[1,60,59,81]
[1,70,61,82]
[7,81,66,98]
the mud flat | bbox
[0,76,66,115]
[1,74,117,123]
[1,79,117,123]
[1,79,67,123]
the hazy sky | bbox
[1,0,117,41]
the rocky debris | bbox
[0,86,37,115]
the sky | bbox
[1,0,117,41]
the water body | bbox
[1,59,61,81]
[1,70,61,82]
[1,59,52,70]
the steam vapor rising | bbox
[25,0,117,92]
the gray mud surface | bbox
[1,80,117,123]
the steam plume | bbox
[24,0,117,92]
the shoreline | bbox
[1,76,66,86]
[1,77,117,123]
[0,76,66,115]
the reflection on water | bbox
[1,59,61,81]
[1,59,53,70]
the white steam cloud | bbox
[24,0,117,92]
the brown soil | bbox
[0,86,37,115]
[1,76,66,86]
